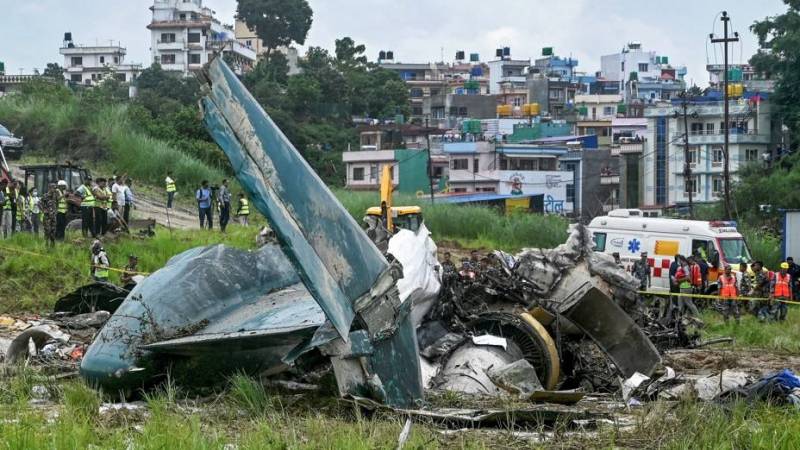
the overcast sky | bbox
[1,0,788,86]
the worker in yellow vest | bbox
[718,265,740,324]
[770,262,793,322]
[237,192,250,227]
[56,180,68,240]
[92,178,111,236]
[165,171,176,209]
[0,179,11,239]
[76,177,96,238]
[90,240,110,283]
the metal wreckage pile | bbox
[7,58,711,423]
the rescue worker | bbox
[236,192,250,226]
[218,179,231,233]
[693,250,710,292]
[120,255,139,289]
[8,180,18,234]
[93,178,111,236]
[0,179,7,238]
[15,189,26,232]
[631,251,651,291]
[196,180,213,229]
[165,171,176,209]
[787,257,800,301]
[737,261,753,314]
[76,177,96,238]
[673,255,700,320]
[688,256,704,294]
[750,261,771,320]
[55,180,68,240]
[718,265,740,323]
[42,183,59,247]
[28,188,41,235]
[770,262,793,322]
[90,240,110,283]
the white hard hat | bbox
[57,180,67,187]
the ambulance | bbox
[587,209,752,291]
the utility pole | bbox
[678,92,694,218]
[711,11,739,219]
[424,116,435,204]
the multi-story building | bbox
[148,0,256,76]
[380,60,490,124]
[59,33,142,86]
[442,140,575,214]
[233,19,300,74]
[641,93,775,208]
[706,63,774,93]
[487,51,529,107]
[526,50,590,119]
[600,42,686,104]
[342,124,439,193]
[560,149,620,219]
[574,94,623,147]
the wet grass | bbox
[0,225,260,313]
[700,305,800,353]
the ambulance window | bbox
[593,233,607,252]
[692,240,712,260]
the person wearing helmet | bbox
[769,262,793,321]
[90,240,110,283]
[55,180,68,240]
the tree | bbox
[335,37,368,69]
[237,0,313,58]
[244,52,290,87]
[42,63,64,80]
[751,2,800,135]
[686,85,704,97]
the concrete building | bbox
[487,53,529,106]
[380,61,490,124]
[59,33,141,86]
[422,93,497,129]
[573,94,623,147]
[600,42,686,104]
[233,19,300,74]
[442,140,574,214]
[148,0,256,76]
[641,93,775,208]
[560,149,620,220]
[343,124,439,193]
[706,63,774,93]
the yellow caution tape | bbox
[637,290,800,306]
[0,244,151,276]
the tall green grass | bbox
[0,95,225,191]
[335,190,569,251]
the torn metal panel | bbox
[561,284,661,378]
[200,58,388,338]
[80,244,322,392]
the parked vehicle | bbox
[588,209,752,291]
[0,123,24,159]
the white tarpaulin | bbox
[388,224,442,327]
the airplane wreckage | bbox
[80,58,694,408]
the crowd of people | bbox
[624,250,798,324]
[162,173,250,232]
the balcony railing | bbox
[687,130,770,145]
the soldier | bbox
[737,262,753,314]
[751,261,772,321]
[631,252,651,291]
[42,183,59,247]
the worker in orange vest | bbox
[718,265,740,324]
[769,262,793,321]
[688,256,704,294]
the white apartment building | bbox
[601,42,686,103]
[59,33,142,86]
[148,0,256,76]
[641,97,774,207]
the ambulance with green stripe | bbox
[588,209,752,292]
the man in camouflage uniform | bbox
[42,183,59,247]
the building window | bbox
[712,147,724,164]
[114,73,126,82]
[71,57,83,66]
[473,158,479,173]
[411,106,423,116]
[160,33,176,43]
[409,88,424,98]
[685,176,700,194]
[179,13,186,20]
[712,176,723,195]
[687,148,698,164]
[603,106,614,116]
[566,183,575,203]
[70,74,82,82]
[638,63,648,72]
[161,54,176,65]
[114,56,119,64]
[188,33,201,44]
[352,167,365,181]
[452,188,467,193]
[451,159,468,170]
[430,89,441,96]
[690,123,703,135]
[100,56,105,64]
[745,149,759,161]
[84,79,92,86]
[706,123,715,134]
[189,53,201,64]
[549,90,561,100]
[459,107,468,117]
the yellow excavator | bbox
[365,165,423,233]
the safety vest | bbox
[774,273,792,298]
[3,187,15,210]
[93,253,109,279]
[57,191,67,214]
[720,275,737,298]
[239,199,250,216]
[166,178,176,193]
[677,267,692,289]
[81,186,95,208]
[101,187,112,209]
[691,265,703,286]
